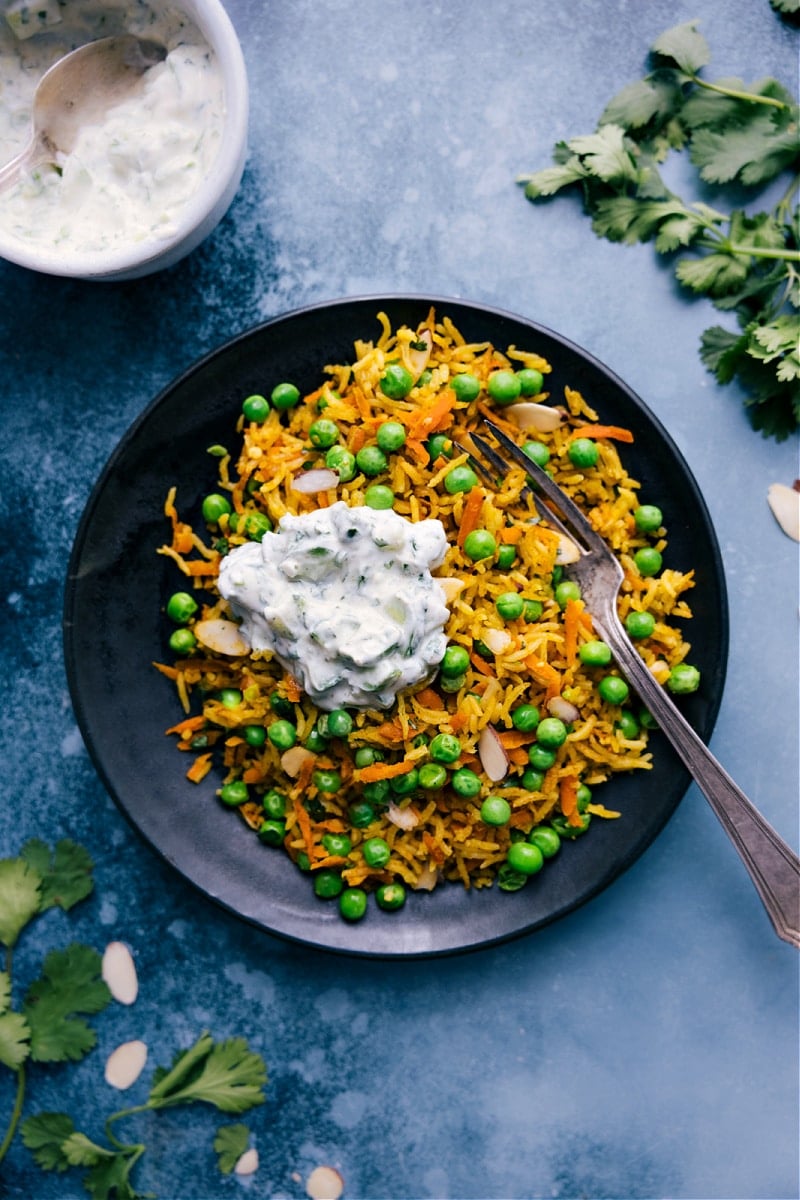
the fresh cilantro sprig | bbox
[518,18,800,440]
[0,839,108,1164]
[22,1031,267,1200]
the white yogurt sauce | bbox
[218,502,451,712]
[0,0,224,260]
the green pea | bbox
[219,688,242,708]
[417,369,432,387]
[634,547,663,577]
[528,825,561,857]
[440,672,466,693]
[639,708,659,730]
[166,591,198,624]
[325,445,356,481]
[362,837,391,868]
[516,368,544,396]
[376,882,407,911]
[667,663,701,694]
[488,369,522,404]
[262,789,286,819]
[363,779,390,804]
[429,733,462,763]
[511,704,540,733]
[522,440,550,469]
[271,382,300,410]
[296,852,311,872]
[577,783,592,811]
[444,465,479,494]
[339,887,368,921]
[379,363,414,399]
[536,717,568,748]
[555,580,581,608]
[268,720,296,750]
[390,767,419,796]
[418,762,448,790]
[506,841,544,875]
[270,691,295,719]
[523,599,543,623]
[634,504,663,532]
[242,393,270,422]
[364,484,395,510]
[598,675,630,705]
[441,644,470,676]
[313,869,344,899]
[614,710,640,739]
[201,493,232,523]
[496,543,517,569]
[551,812,592,838]
[450,373,481,401]
[521,767,545,791]
[169,628,196,656]
[497,864,529,892]
[463,529,497,561]
[304,729,328,753]
[528,744,557,770]
[625,610,656,639]
[219,781,248,807]
[313,769,342,793]
[355,445,388,477]
[308,418,339,448]
[480,795,511,826]
[376,421,407,452]
[257,820,286,846]
[579,640,612,667]
[348,801,376,828]
[568,438,599,468]
[239,511,272,541]
[451,767,481,798]
[354,746,381,767]
[325,709,353,738]
[322,833,352,857]
[495,591,524,621]
[244,724,267,747]
[427,433,453,460]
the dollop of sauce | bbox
[0,0,224,262]
[218,502,450,711]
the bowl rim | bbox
[0,0,249,279]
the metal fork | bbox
[469,418,800,948]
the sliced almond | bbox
[234,1148,259,1176]
[280,745,316,778]
[387,800,419,830]
[767,482,800,542]
[405,327,433,378]
[306,1166,345,1200]
[436,576,466,605]
[291,468,339,494]
[194,618,249,657]
[481,627,512,655]
[102,941,138,1005]
[505,401,563,432]
[478,724,509,782]
[105,1040,148,1090]
[554,533,581,565]
[547,695,580,724]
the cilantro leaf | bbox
[600,73,682,134]
[61,1131,117,1167]
[519,156,587,198]
[23,943,111,1062]
[21,1111,76,1171]
[20,839,94,912]
[214,1123,250,1174]
[690,112,800,185]
[566,125,640,185]
[0,857,42,948]
[83,1152,142,1200]
[149,1030,267,1114]
[0,972,30,1068]
[651,20,710,74]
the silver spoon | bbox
[0,35,167,192]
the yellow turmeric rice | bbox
[155,309,697,911]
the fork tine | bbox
[449,437,499,487]
[482,418,610,555]
[467,430,579,548]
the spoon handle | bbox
[0,140,40,193]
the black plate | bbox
[64,296,728,957]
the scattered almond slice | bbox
[481,627,512,655]
[306,1166,345,1200]
[387,800,419,830]
[405,327,433,378]
[105,1040,148,1090]
[437,576,466,605]
[234,1148,259,1176]
[413,861,439,891]
[102,941,138,1005]
[767,482,800,542]
[505,401,563,432]
[554,533,581,565]
[280,745,316,778]
[478,724,509,781]
[547,695,580,724]
[291,468,340,494]
[194,618,248,657]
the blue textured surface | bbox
[1,2,798,1198]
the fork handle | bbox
[596,613,800,948]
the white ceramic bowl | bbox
[0,0,248,281]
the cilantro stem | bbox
[689,73,789,111]
[104,1102,152,1151]
[0,1066,25,1165]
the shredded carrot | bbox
[356,759,416,783]
[500,525,523,544]
[181,558,220,577]
[372,719,406,742]
[353,385,373,423]
[292,792,316,860]
[564,597,583,668]
[405,438,430,466]
[242,764,266,784]
[560,775,584,826]
[165,715,205,737]
[449,710,469,732]
[410,390,455,439]
[349,426,367,454]
[572,423,634,443]
[153,662,180,681]
[525,655,561,699]
[186,753,213,783]
[414,687,444,710]
[498,729,537,749]
[469,653,496,677]
[507,747,529,766]
[284,674,302,703]
[310,854,348,871]
[457,486,484,548]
